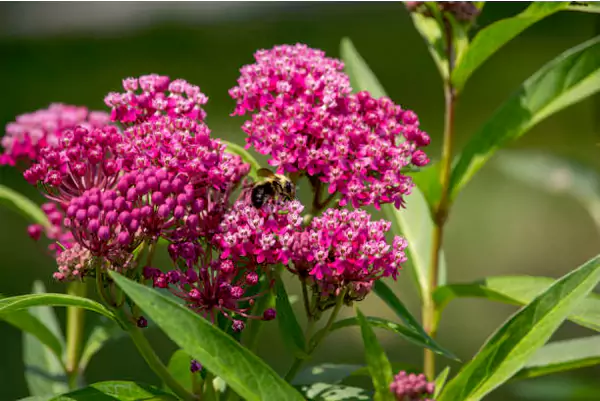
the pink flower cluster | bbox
[214,197,304,265]
[28,202,74,256]
[290,209,407,303]
[231,45,430,209]
[54,244,92,281]
[104,75,208,125]
[389,371,435,401]
[144,261,276,332]
[23,125,123,204]
[1,103,109,166]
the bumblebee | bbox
[251,168,296,208]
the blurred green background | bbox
[1,2,599,400]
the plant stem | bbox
[283,289,346,383]
[125,318,197,401]
[423,22,457,380]
[65,281,87,389]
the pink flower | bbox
[23,125,124,204]
[105,75,208,125]
[390,371,435,401]
[214,197,304,266]
[1,104,109,166]
[53,244,92,282]
[27,202,75,257]
[229,43,351,116]
[290,209,407,305]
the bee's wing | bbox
[257,168,276,178]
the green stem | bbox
[284,289,346,383]
[124,316,196,401]
[65,281,87,389]
[423,19,457,380]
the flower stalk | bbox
[65,281,87,389]
[423,16,458,380]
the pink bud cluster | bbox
[229,43,352,116]
[105,75,208,125]
[231,45,430,209]
[117,116,249,191]
[28,202,74,256]
[214,198,304,265]
[64,187,141,258]
[290,209,407,302]
[23,125,123,204]
[144,261,276,332]
[53,244,92,281]
[389,371,435,401]
[1,104,109,166]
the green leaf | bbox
[2,308,63,360]
[0,185,49,227]
[434,366,451,398]
[340,38,386,98]
[409,163,442,210]
[355,307,394,401]
[567,2,600,13]
[296,383,372,401]
[433,275,600,332]
[0,293,114,320]
[514,335,600,379]
[494,151,600,228]
[79,318,124,371]
[221,139,262,181]
[23,281,68,397]
[50,381,177,401]
[407,3,449,81]
[165,349,195,393]
[109,272,304,401]
[438,254,600,401]
[294,363,418,386]
[450,35,600,199]
[339,36,447,297]
[322,315,456,360]
[451,2,570,91]
[275,277,308,359]
[372,281,456,359]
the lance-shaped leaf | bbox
[438,254,600,401]
[164,349,195,393]
[23,281,68,397]
[0,293,114,320]
[450,35,600,199]
[110,272,304,401]
[0,185,49,227]
[514,335,600,379]
[2,308,63,360]
[434,367,451,398]
[275,277,308,359]
[355,307,395,401]
[339,37,447,296]
[50,381,177,401]
[296,383,372,401]
[451,2,569,91]
[79,318,124,371]
[433,275,600,332]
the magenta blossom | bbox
[23,125,124,204]
[229,43,351,116]
[1,104,109,167]
[390,371,435,401]
[290,208,407,306]
[105,75,208,125]
[144,261,276,331]
[214,197,304,266]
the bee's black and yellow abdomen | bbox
[251,182,275,208]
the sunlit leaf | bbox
[438,254,600,401]
[296,383,372,401]
[110,272,304,401]
[433,275,600,332]
[0,293,114,320]
[451,2,569,91]
[355,307,394,401]
[514,335,600,379]
[50,381,177,401]
[434,367,451,398]
[222,139,261,181]
[450,36,600,199]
